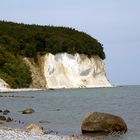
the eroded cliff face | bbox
[43,53,112,88]
[0,53,111,89]
[23,57,46,88]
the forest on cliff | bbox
[0,21,105,88]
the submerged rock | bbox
[22,108,35,114]
[81,112,127,134]
[25,124,44,134]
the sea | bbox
[0,85,140,140]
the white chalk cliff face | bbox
[0,78,9,90]
[44,53,112,88]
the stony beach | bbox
[0,128,73,140]
[0,127,107,140]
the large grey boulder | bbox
[81,112,127,134]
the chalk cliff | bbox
[43,53,111,88]
[0,21,112,89]
[0,78,9,90]
[0,53,111,90]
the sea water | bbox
[0,86,140,140]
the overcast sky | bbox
[0,0,140,85]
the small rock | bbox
[3,112,8,115]
[0,115,6,121]
[6,117,13,122]
[22,108,35,114]
[44,130,56,134]
[3,109,10,113]
[25,124,44,134]
[39,120,50,124]
[3,110,10,115]
[81,112,127,134]
[49,88,55,90]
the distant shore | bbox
[0,88,44,93]
[0,86,115,93]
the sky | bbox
[0,0,140,85]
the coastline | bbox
[0,85,114,93]
[0,86,140,139]
[0,88,44,93]
[0,127,72,140]
[0,127,103,140]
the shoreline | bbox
[0,86,115,93]
[0,127,73,140]
[0,88,44,93]
[0,127,102,140]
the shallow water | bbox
[0,86,140,139]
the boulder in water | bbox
[81,112,127,134]
[22,108,35,114]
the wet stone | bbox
[22,108,35,114]
[6,117,13,122]
[0,115,6,121]
[3,109,10,113]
